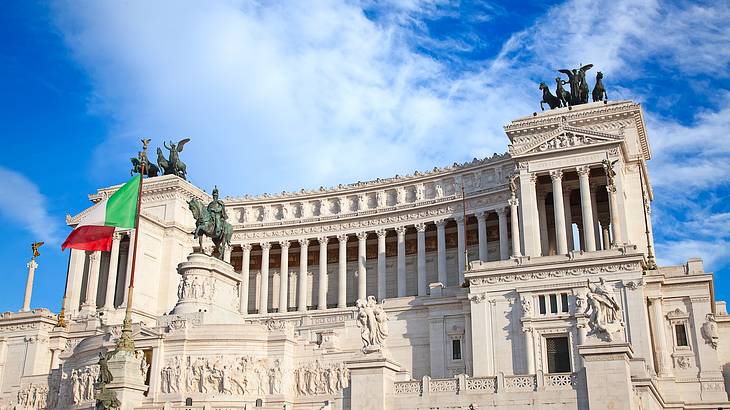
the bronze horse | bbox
[188,198,232,259]
[592,71,608,102]
[539,82,560,111]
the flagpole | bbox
[117,142,147,351]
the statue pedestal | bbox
[346,352,401,410]
[169,252,243,324]
[104,350,148,410]
[579,342,634,410]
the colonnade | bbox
[238,207,518,315]
[519,165,621,257]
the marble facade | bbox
[1,100,729,409]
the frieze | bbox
[468,262,640,286]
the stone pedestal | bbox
[347,353,401,410]
[579,342,634,410]
[103,350,148,410]
[170,252,243,324]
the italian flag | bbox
[62,175,141,251]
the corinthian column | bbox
[337,234,348,308]
[396,226,406,297]
[259,242,271,314]
[455,216,466,283]
[476,211,488,261]
[357,232,368,301]
[497,208,509,260]
[82,251,101,310]
[577,166,596,251]
[649,297,671,376]
[103,232,123,310]
[550,170,568,254]
[607,185,624,246]
[415,223,427,296]
[298,239,309,312]
[279,241,290,312]
[435,219,447,284]
[509,197,522,257]
[21,260,38,312]
[318,237,329,310]
[240,244,252,315]
[376,229,387,300]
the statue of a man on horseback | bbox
[188,186,232,260]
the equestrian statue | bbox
[539,64,606,110]
[188,186,232,260]
[130,138,160,177]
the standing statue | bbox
[130,138,160,177]
[584,278,624,341]
[592,71,608,102]
[31,241,44,260]
[95,351,121,410]
[602,159,618,188]
[355,296,389,352]
[188,187,233,260]
[158,138,190,179]
[557,64,593,105]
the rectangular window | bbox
[560,293,569,313]
[452,339,462,360]
[549,294,558,314]
[538,295,546,315]
[675,324,688,347]
[546,336,571,373]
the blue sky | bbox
[0,0,729,312]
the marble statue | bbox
[521,296,532,316]
[584,278,624,341]
[702,313,720,349]
[188,187,233,260]
[356,296,389,352]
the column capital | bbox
[508,197,519,207]
[241,243,253,252]
[648,296,663,304]
[434,219,447,227]
[298,238,310,247]
[112,231,125,241]
[528,173,538,184]
[375,229,387,238]
[318,236,329,245]
[27,260,38,270]
[454,215,464,223]
[356,231,368,240]
[337,234,349,243]
[475,210,487,220]
[260,242,271,250]
[279,240,290,250]
[414,222,427,232]
[495,206,508,216]
[549,169,564,181]
[395,226,407,236]
[576,165,591,177]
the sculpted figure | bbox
[376,191,386,207]
[355,299,371,349]
[592,71,608,102]
[158,138,190,179]
[188,187,233,260]
[539,82,560,110]
[71,370,81,404]
[435,183,444,198]
[585,278,624,341]
[396,187,406,204]
[356,296,389,352]
[521,296,532,316]
[358,194,367,211]
[555,77,571,107]
[702,313,720,349]
[415,184,425,201]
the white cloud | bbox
[0,167,61,245]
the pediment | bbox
[511,125,622,157]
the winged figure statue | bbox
[558,64,593,105]
[31,241,44,260]
[130,138,159,177]
[158,138,191,180]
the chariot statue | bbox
[188,186,232,260]
[158,138,190,180]
[540,64,608,110]
[130,138,159,177]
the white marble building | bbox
[1,100,730,409]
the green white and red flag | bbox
[62,175,141,251]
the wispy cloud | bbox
[0,167,61,245]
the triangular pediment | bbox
[511,125,622,157]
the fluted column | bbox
[508,197,522,257]
[240,244,252,315]
[67,249,83,314]
[22,260,38,312]
[455,216,466,283]
[590,184,601,248]
[396,226,407,297]
[435,219,447,285]
[122,231,134,307]
[525,328,535,374]
[259,242,271,314]
[337,235,348,308]
[607,185,624,246]
[577,166,596,251]
[103,233,123,309]
[496,208,509,260]
[83,251,101,310]
[519,173,541,257]
[279,241,290,312]
[563,187,574,251]
[318,237,328,310]
[357,232,368,300]
[476,211,488,261]
[550,170,568,255]
[376,229,387,300]
[298,239,309,312]
[415,223,427,296]
[537,191,549,256]
[649,297,671,376]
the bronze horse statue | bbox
[555,77,571,108]
[539,82,560,111]
[188,198,232,259]
[592,71,608,102]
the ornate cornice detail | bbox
[468,262,640,286]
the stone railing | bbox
[393,372,577,396]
